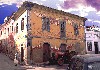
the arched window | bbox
[21,18,24,30]
[16,23,18,33]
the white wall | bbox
[85,28,100,54]
[0,10,29,63]
[14,10,28,51]
[0,18,15,42]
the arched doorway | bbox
[43,43,51,62]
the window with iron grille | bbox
[21,18,24,30]
[60,20,66,38]
[42,17,50,32]
[16,23,18,33]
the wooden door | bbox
[21,47,24,62]
[43,43,51,62]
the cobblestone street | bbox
[0,53,67,70]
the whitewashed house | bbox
[13,10,28,63]
[85,26,100,54]
[0,10,29,64]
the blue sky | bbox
[0,4,18,24]
[0,0,100,27]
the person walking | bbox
[14,52,19,66]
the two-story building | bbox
[0,1,87,64]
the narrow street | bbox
[0,53,26,70]
[0,53,67,70]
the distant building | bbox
[85,26,100,54]
[0,1,87,64]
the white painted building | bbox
[85,26,100,54]
[0,9,29,64]
[13,10,28,63]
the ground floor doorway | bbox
[21,47,24,62]
[43,43,51,62]
[94,42,99,54]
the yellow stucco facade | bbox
[27,2,87,63]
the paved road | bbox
[0,53,26,70]
[0,53,67,70]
